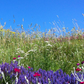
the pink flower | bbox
[18,55,20,57]
[81,61,84,64]
[13,57,16,60]
[77,63,80,66]
[14,68,21,73]
[33,72,41,77]
[28,66,31,68]
[80,81,84,84]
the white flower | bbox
[16,48,21,50]
[15,72,18,84]
[28,49,36,52]
[47,44,52,47]
[18,57,24,67]
[45,41,49,43]
[18,57,24,60]
[24,52,29,57]
[48,78,51,84]
[20,50,25,53]
[16,48,25,55]
[0,68,8,84]
[25,76,29,84]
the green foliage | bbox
[0,23,84,77]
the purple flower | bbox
[77,63,80,66]
[81,61,84,64]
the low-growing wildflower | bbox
[14,68,21,73]
[71,61,84,84]
[28,66,31,69]
[33,72,41,77]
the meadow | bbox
[0,22,84,79]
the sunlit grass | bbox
[0,19,84,78]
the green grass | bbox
[0,21,84,77]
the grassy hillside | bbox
[0,24,84,76]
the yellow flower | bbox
[42,32,45,37]
[4,30,7,34]
[9,31,13,33]
[12,32,15,35]
[7,29,10,31]
[0,29,5,33]
[16,32,20,37]
[6,29,11,33]
[21,32,25,35]
[2,29,6,32]
[0,25,3,29]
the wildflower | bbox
[81,61,84,64]
[71,61,84,83]
[17,55,24,68]
[14,68,20,84]
[46,43,52,47]
[17,55,24,61]
[33,72,41,84]
[28,66,31,68]
[80,81,84,84]
[13,57,16,63]
[77,63,80,66]
[76,68,81,72]
[33,72,41,77]
[0,25,3,29]
[25,76,29,84]
[18,55,20,57]
[0,67,8,84]
[13,57,16,60]
[14,68,20,72]
[12,32,15,35]
[45,41,49,43]
[28,49,36,52]
[14,68,21,73]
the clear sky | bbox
[0,0,84,38]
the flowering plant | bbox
[71,61,84,84]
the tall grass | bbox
[0,19,84,77]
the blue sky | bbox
[0,0,84,38]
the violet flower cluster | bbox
[0,55,81,84]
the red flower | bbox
[28,66,31,68]
[80,81,84,84]
[33,72,41,77]
[76,68,81,71]
[13,57,16,60]
[14,68,21,73]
